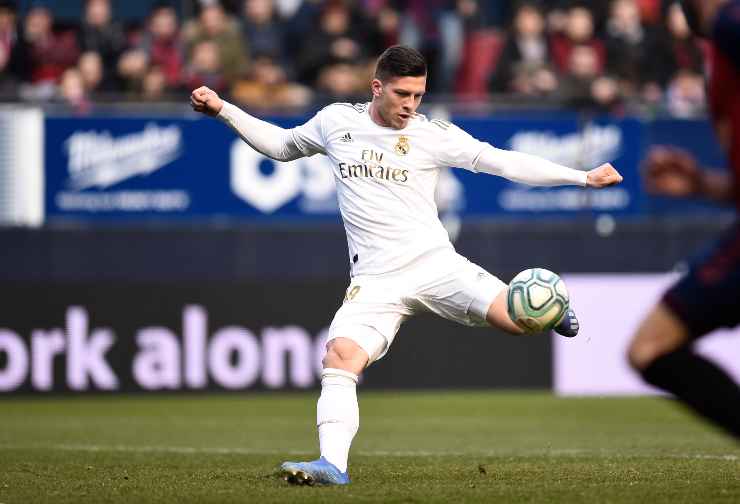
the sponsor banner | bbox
[0,283,550,394]
[44,113,661,222]
[44,116,343,221]
[44,114,726,221]
[554,274,740,396]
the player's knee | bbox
[627,328,662,371]
[323,337,368,371]
[627,305,688,371]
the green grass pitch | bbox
[1,391,738,503]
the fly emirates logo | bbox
[338,149,409,183]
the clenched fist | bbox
[190,86,224,117]
[586,163,624,188]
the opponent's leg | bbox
[281,336,371,485]
[628,303,740,438]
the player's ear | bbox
[371,78,383,98]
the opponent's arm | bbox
[190,86,304,162]
[474,145,623,188]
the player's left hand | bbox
[190,86,224,117]
[586,163,623,188]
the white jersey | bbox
[290,103,486,277]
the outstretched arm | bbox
[190,86,305,162]
[474,145,623,188]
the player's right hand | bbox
[190,86,224,117]
[643,146,702,197]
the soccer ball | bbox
[507,268,569,333]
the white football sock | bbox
[316,367,359,473]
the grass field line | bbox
[1,442,738,461]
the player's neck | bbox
[369,101,393,129]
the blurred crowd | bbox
[0,0,709,115]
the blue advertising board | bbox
[43,112,725,223]
[452,116,644,217]
[44,115,345,222]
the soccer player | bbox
[627,0,740,439]
[190,45,623,485]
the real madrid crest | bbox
[394,135,410,156]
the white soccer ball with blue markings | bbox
[507,268,569,333]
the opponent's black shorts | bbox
[663,221,740,339]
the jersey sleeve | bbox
[432,120,489,171]
[291,109,327,157]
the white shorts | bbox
[327,248,506,364]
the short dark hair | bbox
[374,45,427,82]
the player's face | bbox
[372,75,427,129]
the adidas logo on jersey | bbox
[340,132,353,143]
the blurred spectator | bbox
[468,0,511,28]
[119,3,183,93]
[545,1,570,34]
[395,0,464,93]
[117,49,148,94]
[631,1,705,107]
[183,39,227,92]
[0,42,17,98]
[371,3,401,49]
[315,61,369,102]
[241,0,285,62]
[604,0,662,99]
[141,65,170,100]
[0,0,710,114]
[57,67,91,113]
[662,2,705,77]
[665,68,705,118]
[231,53,311,108]
[296,1,366,86]
[354,1,387,56]
[0,0,16,62]
[490,2,558,96]
[77,0,126,88]
[281,0,321,58]
[14,4,79,100]
[546,0,610,32]
[352,0,397,54]
[0,0,17,98]
[77,51,105,97]
[551,5,605,74]
[183,0,248,86]
[216,0,241,12]
[558,44,619,111]
[273,0,303,19]
[636,0,661,25]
